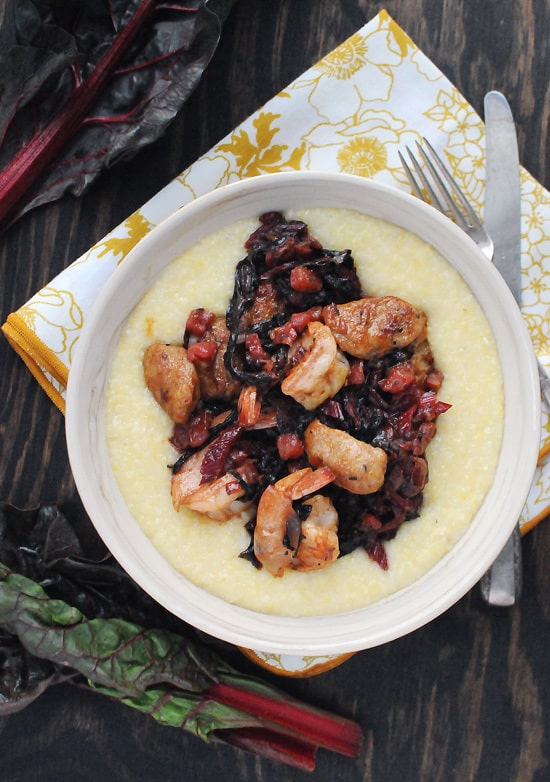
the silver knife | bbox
[480,90,523,607]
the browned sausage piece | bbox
[142,343,200,423]
[322,296,427,359]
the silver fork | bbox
[399,139,494,260]
[401,139,550,412]
[399,138,524,607]
[398,138,550,412]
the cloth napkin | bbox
[3,9,549,534]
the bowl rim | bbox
[66,171,541,654]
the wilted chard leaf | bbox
[0,0,237,229]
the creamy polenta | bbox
[105,208,503,616]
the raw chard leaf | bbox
[0,502,168,626]
[0,503,364,769]
[0,565,221,693]
[0,629,76,714]
[0,0,236,228]
[0,501,216,708]
[0,560,363,769]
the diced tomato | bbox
[185,308,215,337]
[187,340,217,362]
[360,513,382,531]
[289,265,323,293]
[347,359,365,385]
[271,307,323,343]
[290,307,322,332]
[271,322,298,346]
[288,313,309,334]
[378,361,415,393]
[245,332,271,362]
[277,433,305,460]
[426,369,444,390]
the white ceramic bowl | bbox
[66,172,540,656]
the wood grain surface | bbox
[0,1,548,781]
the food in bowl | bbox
[105,205,504,616]
[140,212,449,577]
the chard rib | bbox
[0,0,158,226]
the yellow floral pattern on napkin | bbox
[19,287,83,366]
[96,212,154,263]
[3,9,549,533]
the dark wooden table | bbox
[1,1,548,780]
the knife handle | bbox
[480,524,522,606]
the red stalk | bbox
[221,727,317,772]
[209,679,363,759]
[0,0,158,226]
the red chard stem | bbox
[0,0,158,226]
[221,727,318,772]
[210,679,363,759]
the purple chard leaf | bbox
[0,0,237,229]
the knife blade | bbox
[480,90,523,606]
[484,91,521,303]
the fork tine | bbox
[420,138,482,229]
[399,148,441,207]
[412,143,470,230]
[400,138,494,262]
[398,151,424,200]
[400,145,466,230]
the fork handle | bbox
[480,524,522,606]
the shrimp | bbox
[281,321,349,410]
[254,466,337,577]
[143,343,200,424]
[171,386,264,522]
[237,385,262,427]
[171,447,255,522]
[304,418,387,494]
[295,495,340,572]
[322,296,427,360]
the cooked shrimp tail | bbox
[275,465,336,500]
[253,466,338,576]
[171,446,255,522]
[237,385,262,427]
[295,494,340,572]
